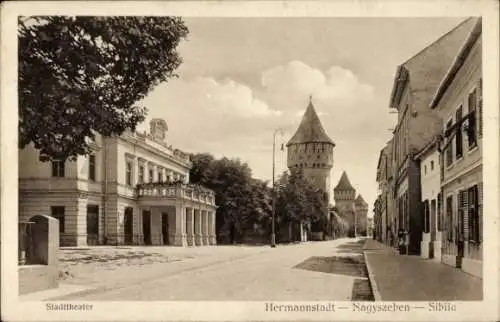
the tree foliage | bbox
[275,168,328,231]
[18,16,189,160]
[189,153,272,243]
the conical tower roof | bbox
[355,194,368,206]
[286,99,335,146]
[334,171,355,191]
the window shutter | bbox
[478,182,483,242]
[460,190,469,241]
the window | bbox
[158,169,163,182]
[455,106,463,158]
[445,120,453,166]
[446,196,453,241]
[50,206,65,233]
[467,89,477,147]
[424,165,427,175]
[138,165,145,183]
[148,168,154,183]
[52,160,65,177]
[126,161,133,186]
[88,155,96,181]
[430,160,434,171]
[468,185,480,243]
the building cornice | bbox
[389,65,409,110]
[430,18,482,110]
[118,133,192,169]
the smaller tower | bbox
[355,194,369,236]
[334,171,357,237]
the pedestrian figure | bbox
[398,229,405,255]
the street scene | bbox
[16,15,483,302]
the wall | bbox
[420,149,441,202]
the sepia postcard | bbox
[1,0,499,321]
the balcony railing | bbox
[136,182,216,205]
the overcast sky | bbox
[138,17,466,215]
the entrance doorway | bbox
[87,205,99,246]
[162,213,169,245]
[142,210,152,245]
[124,207,134,245]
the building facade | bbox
[388,18,476,255]
[19,118,217,247]
[375,140,395,245]
[429,18,483,278]
[414,138,441,260]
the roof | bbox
[286,100,335,146]
[430,17,482,109]
[414,135,439,160]
[355,194,368,206]
[389,17,477,110]
[334,171,355,191]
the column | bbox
[201,210,209,245]
[172,204,187,246]
[208,211,217,245]
[186,208,195,246]
[194,209,202,246]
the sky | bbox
[138,17,466,216]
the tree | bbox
[189,153,272,244]
[19,16,189,161]
[275,168,329,242]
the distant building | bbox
[429,18,483,278]
[19,118,217,247]
[375,140,395,245]
[334,171,356,237]
[354,194,369,236]
[387,18,476,255]
[287,98,336,238]
[367,217,374,238]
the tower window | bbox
[317,155,320,159]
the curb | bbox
[363,251,382,301]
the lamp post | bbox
[271,128,284,248]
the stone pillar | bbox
[202,210,209,245]
[186,208,195,246]
[208,211,217,245]
[173,204,187,246]
[194,209,203,246]
[76,197,88,246]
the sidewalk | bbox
[363,239,483,301]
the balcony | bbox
[136,182,216,206]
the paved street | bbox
[364,239,483,301]
[49,238,366,301]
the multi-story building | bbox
[19,118,217,247]
[414,137,441,260]
[429,18,483,278]
[388,18,476,255]
[375,140,394,245]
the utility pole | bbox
[271,128,283,248]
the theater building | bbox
[19,118,217,247]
